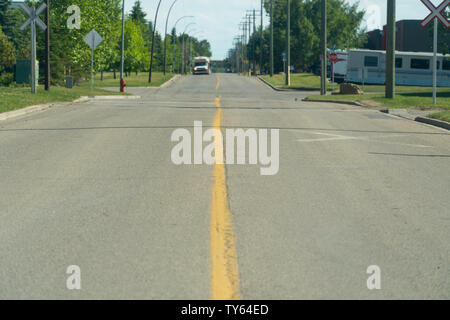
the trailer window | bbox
[364,56,378,67]
[395,58,403,68]
[443,59,450,71]
[411,59,430,70]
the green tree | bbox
[131,0,147,24]
[38,0,122,84]
[124,19,149,73]
[0,0,15,38]
[0,26,16,86]
[260,0,365,73]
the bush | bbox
[0,26,16,86]
[0,73,14,86]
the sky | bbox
[131,0,436,59]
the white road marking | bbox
[297,132,432,148]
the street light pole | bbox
[182,22,196,75]
[172,16,194,73]
[164,0,179,76]
[120,0,125,92]
[385,0,396,99]
[148,0,163,83]
[320,0,327,95]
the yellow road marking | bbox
[210,79,240,300]
[216,75,221,90]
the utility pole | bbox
[285,0,290,86]
[182,35,185,74]
[320,0,327,95]
[270,0,274,77]
[44,0,50,91]
[432,18,438,105]
[260,0,263,75]
[120,0,125,92]
[253,9,256,75]
[385,0,396,99]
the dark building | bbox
[365,20,450,53]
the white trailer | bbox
[345,49,450,87]
[327,50,348,83]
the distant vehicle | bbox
[226,68,232,73]
[327,49,348,83]
[193,57,211,75]
[345,49,450,87]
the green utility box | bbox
[15,60,39,86]
[65,76,73,89]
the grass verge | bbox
[79,72,175,88]
[0,86,126,114]
[306,91,450,111]
[262,73,450,95]
[429,111,450,122]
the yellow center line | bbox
[216,75,221,90]
[210,77,240,300]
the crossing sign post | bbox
[83,29,104,91]
[19,3,47,94]
[420,0,450,105]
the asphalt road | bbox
[0,74,448,299]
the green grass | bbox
[0,85,126,114]
[261,73,323,91]
[79,71,174,88]
[306,91,450,110]
[429,111,450,122]
[262,73,450,95]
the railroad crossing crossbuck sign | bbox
[19,3,47,94]
[420,0,450,29]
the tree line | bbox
[227,0,367,74]
[0,0,212,86]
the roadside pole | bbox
[253,9,256,76]
[285,0,290,86]
[164,0,179,76]
[19,3,47,94]
[120,0,125,92]
[91,38,94,91]
[385,0,396,99]
[433,18,437,105]
[149,0,163,83]
[320,0,327,95]
[419,0,450,105]
[44,0,50,91]
[83,29,103,92]
[270,0,274,77]
[260,0,263,74]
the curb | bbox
[0,103,56,121]
[257,76,287,91]
[301,98,364,107]
[415,117,450,131]
[87,95,141,100]
[0,95,137,122]
[160,74,181,88]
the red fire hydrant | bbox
[120,79,126,92]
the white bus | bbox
[345,49,450,87]
[192,57,211,75]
